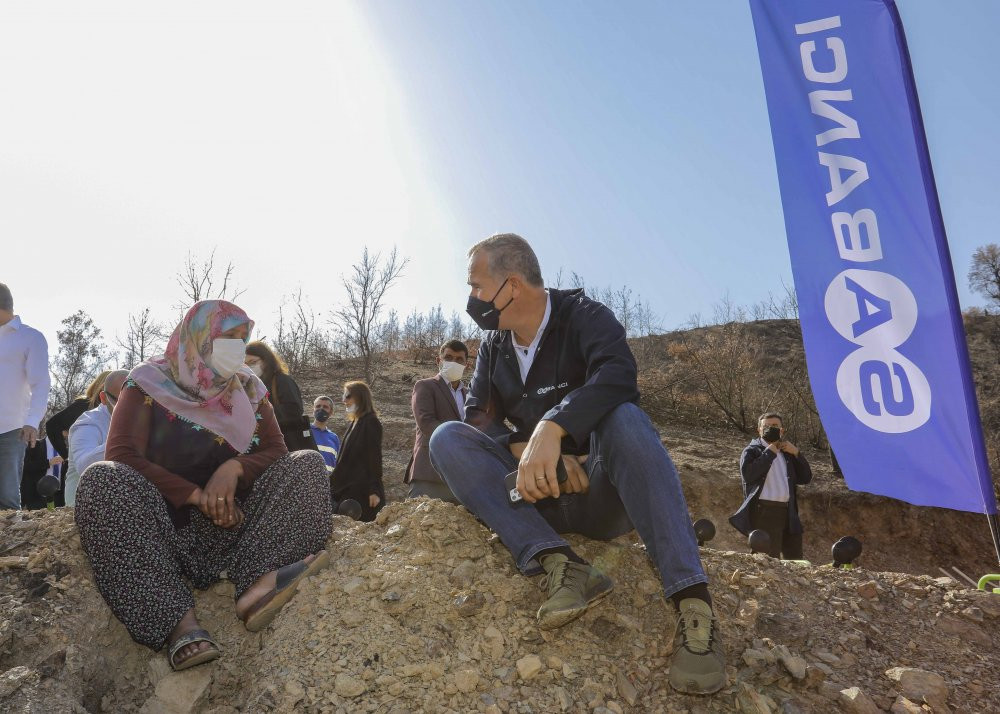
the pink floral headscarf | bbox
[129,300,267,453]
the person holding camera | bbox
[730,412,812,559]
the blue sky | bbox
[2,1,997,350]
[357,0,1000,324]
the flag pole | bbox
[988,513,1000,567]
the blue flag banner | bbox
[748,0,996,514]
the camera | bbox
[762,425,781,443]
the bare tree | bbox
[174,248,245,311]
[681,322,775,433]
[378,309,402,357]
[970,244,1000,308]
[50,310,111,411]
[749,279,799,322]
[448,311,465,340]
[334,246,409,384]
[274,288,319,376]
[116,308,167,369]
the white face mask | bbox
[210,338,247,378]
[439,360,465,382]
[345,404,358,415]
[249,362,264,378]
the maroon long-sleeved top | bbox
[105,380,287,525]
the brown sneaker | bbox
[668,598,726,694]
[536,553,614,630]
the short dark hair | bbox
[758,412,783,428]
[439,339,468,357]
[314,395,335,409]
[0,283,12,312]
[468,233,544,287]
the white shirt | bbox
[64,403,112,506]
[759,444,790,503]
[0,316,50,434]
[512,293,552,384]
[447,380,466,419]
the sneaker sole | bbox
[669,673,726,695]
[536,581,614,630]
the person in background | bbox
[45,370,112,507]
[46,370,112,462]
[0,282,50,510]
[20,435,63,510]
[330,381,384,522]
[310,396,341,475]
[245,341,317,453]
[63,370,128,506]
[74,300,332,672]
[405,340,468,504]
[731,412,812,560]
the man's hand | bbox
[766,440,781,454]
[779,440,800,457]
[201,459,243,528]
[517,420,566,503]
[20,426,38,448]
[48,455,64,467]
[561,455,590,494]
[369,493,381,509]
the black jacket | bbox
[466,288,639,455]
[269,372,317,453]
[331,411,385,521]
[730,438,812,535]
[46,397,90,459]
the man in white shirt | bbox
[0,283,50,510]
[64,370,128,506]
[732,412,813,559]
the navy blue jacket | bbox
[465,288,639,455]
[729,438,812,536]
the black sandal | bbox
[242,550,331,632]
[167,628,221,671]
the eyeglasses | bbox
[342,393,352,402]
[105,392,118,407]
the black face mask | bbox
[466,277,514,331]
[314,408,331,423]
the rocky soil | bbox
[2,497,1000,713]
[3,359,1000,712]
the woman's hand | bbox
[201,459,244,528]
[369,493,381,509]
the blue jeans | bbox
[0,429,25,510]
[429,403,707,599]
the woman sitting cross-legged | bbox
[74,300,333,672]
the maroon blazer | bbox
[406,374,466,484]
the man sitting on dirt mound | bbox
[429,233,726,695]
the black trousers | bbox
[749,499,803,559]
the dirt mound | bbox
[3,501,1000,713]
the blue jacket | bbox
[465,288,639,455]
[729,438,812,536]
